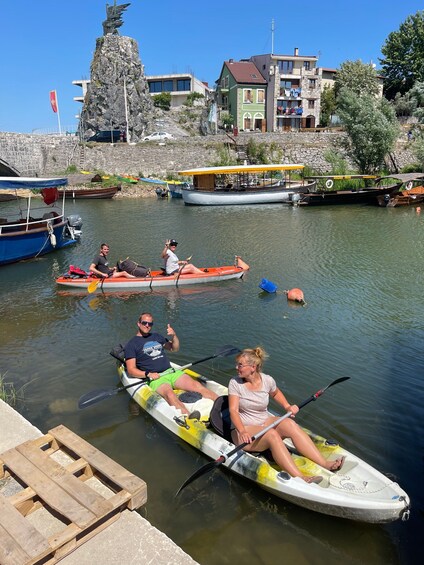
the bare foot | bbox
[303,475,323,484]
[327,456,345,472]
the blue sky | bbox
[1,0,422,133]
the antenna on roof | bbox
[271,19,275,54]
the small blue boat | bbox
[0,177,82,266]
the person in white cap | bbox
[161,239,204,275]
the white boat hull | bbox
[181,186,309,206]
[117,362,410,523]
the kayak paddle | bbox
[176,255,193,287]
[78,344,240,409]
[87,278,101,293]
[175,376,350,496]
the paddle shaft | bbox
[221,389,330,462]
[116,349,236,394]
[176,255,192,287]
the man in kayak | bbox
[228,347,345,482]
[125,312,218,417]
[161,239,204,275]
[89,243,135,279]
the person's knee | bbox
[157,384,174,399]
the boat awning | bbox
[305,175,377,180]
[375,173,424,182]
[0,177,68,190]
[178,164,304,176]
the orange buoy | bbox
[284,288,306,305]
[417,207,421,214]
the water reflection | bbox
[1,198,422,565]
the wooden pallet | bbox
[0,424,147,565]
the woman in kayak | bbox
[228,347,345,483]
[161,239,204,275]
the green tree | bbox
[337,88,399,173]
[334,60,380,98]
[320,85,336,127]
[152,92,171,111]
[220,111,234,130]
[409,81,424,123]
[184,92,205,107]
[392,91,416,119]
[380,11,424,99]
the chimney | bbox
[294,47,299,56]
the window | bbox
[308,99,315,109]
[149,81,162,93]
[162,80,173,92]
[257,89,265,103]
[280,80,292,89]
[278,60,293,74]
[308,79,316,89]
[243,113,252,130]
[304,61,310,71]
[221,76,229,88]
[177,79,190,91]
[243,89,253,103]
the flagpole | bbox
[56,93,62,134]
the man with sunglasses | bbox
[124,312,217,417]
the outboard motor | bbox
[66,214,83,239]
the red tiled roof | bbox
[225,61,267,85]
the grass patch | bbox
[0,373,30,407]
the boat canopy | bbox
[304,175,376,180]
[178,164,304,176]
[0,177,68,190]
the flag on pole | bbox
[49,90,58,113]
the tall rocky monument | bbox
[80,2,157,142]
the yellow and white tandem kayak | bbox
[117,361,410,523]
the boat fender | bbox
[405,181,413,190]
[325,179,334,189]
[284,288,306,304]
[259,279,278,293]
[47,221,56,247]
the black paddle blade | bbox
[327,376,350,388]
[175,456,225,497]
[216,345,240,357]
[78,387,121,409]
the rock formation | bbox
[80,34,158,143]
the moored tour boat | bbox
[56,256,249,290]
[0,177,82,266]
[298,175,402,206]
[112,358,410,523]
[56,185,121,199]
[178,164,315,206]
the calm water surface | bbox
[1,197,423,565]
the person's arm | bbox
[89,261,108,278]
[125,357,150,379]
[161,240,170,259]
[271,388,299,415]
[229,393,251,444]
[164,324,179,352]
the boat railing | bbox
[0,208,64,234]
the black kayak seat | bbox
[209,395,233,442]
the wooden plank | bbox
[1,448,96,528]
[49,425,147,508]
[0,523,30,565]
[0,493,49,564]
[17,441,113,518]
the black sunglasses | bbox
[139,320,154,327]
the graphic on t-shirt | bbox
[143,341,163,358]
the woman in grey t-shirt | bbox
[228,347,345,483]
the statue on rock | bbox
[102,1,131,36]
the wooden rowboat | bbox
[57,186,121,199]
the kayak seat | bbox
[209,395,233,442]
[110,344,126,363]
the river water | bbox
[1,197,423,564]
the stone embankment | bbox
[0,131,415,182]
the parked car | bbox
[87,130,126,143]
[143,131,174,142]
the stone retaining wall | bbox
[0,131,416,179]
